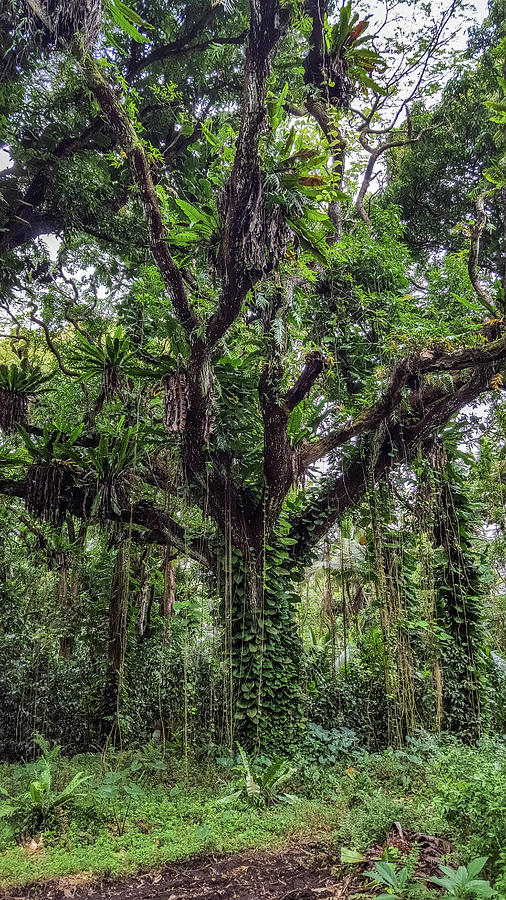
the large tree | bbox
[1,0,505,744]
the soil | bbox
[4,829,452,900]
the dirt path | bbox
[5,846,352,900]
[6,829,452,899]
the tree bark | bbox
[101,544,129,742]
[161,546,176,619]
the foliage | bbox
[96,745,169,835]
[0,735,90,837]
[220,744,298,808]
[364,861,413,900]
[430,858,494,899]
[75,328,133,408]
[300,723,358,766]
[0,3,505,888]
[0,359,54,433]
[430,740,506,877]
[83,419,147,518]
[0,739,503,888]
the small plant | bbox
[302,722,358,765]
[130,743,167,782]
[0,735,90,837]
[96,770,143,836]
[220,743,298,808]
[430,858,494,899]
[364,861,412,899]
[96,745,170,835]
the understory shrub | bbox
[429,738,506,877]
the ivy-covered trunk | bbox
[433,457,488,737]
[221,542,303,749]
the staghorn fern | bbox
[0,359,54,433]
[18,423,83,525]
[75,327,133,411]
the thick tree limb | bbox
[301,336,506,469]
[257,345,326,533]
[291,367,495,560]
[126,5,219,75]
[284,350,326,414]
[129,31,248,76]
[80,55,198,337]
[0,477,216,570]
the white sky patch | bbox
[0,148,13,170]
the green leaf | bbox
[341,847,367,864]
[106,0,150,41]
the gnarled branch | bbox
[302,336,506,470]
[0,477,216,570]
[80,55,198,338]
[291,366,496,560]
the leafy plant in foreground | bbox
[430,858,494,899]
[364,860,412,899]
[0,735,90,836]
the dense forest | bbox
[0,0,505,896]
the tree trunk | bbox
[224,542,303,750]
[160,546,176,619]
[101,543,129,742]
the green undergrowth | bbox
[0,734,505,891]
[0,793,339,887]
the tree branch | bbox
[291,367,495,560]
[0,477,216,570]
[206,0,287,346]
[129,31,248,76]
[284,350,326,414]
[355,127,434,228]
[80,55,198,338]
[0,117,102,255]
[301,336,506,469]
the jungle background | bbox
[0,0,505,895]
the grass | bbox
[0,751,344,888]
[0,736,505,891]
[0,793,340,887]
